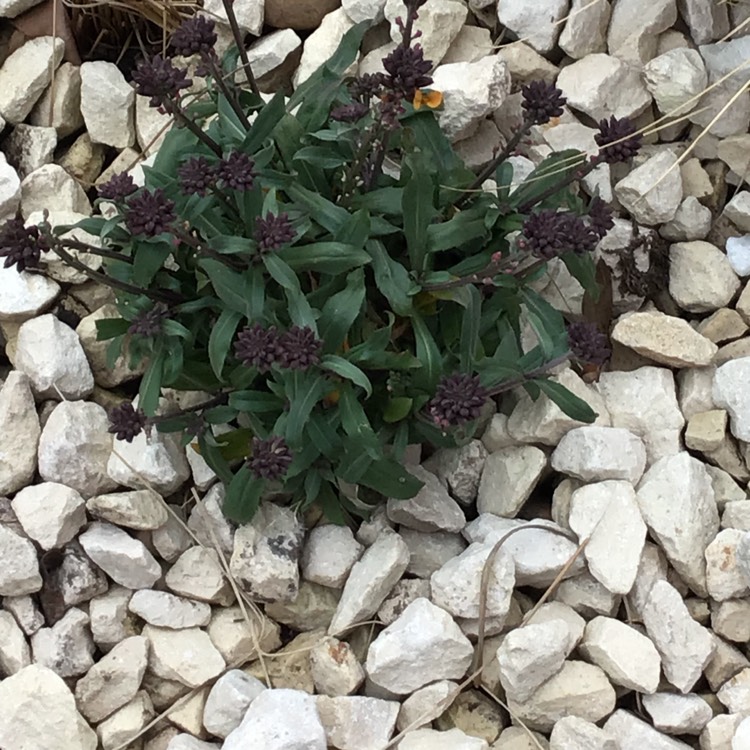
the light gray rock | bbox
[293,9,357,86]
[397,727,489,749]
[637,452,719,595]
[557,53,652,121]
[144,625,226,688]
[607,0,677,64]
[642,580,715,692]
[309,636,365,696]
[230,501,303,603]
[642,692,712,735]
[187,483,235,556]
[559,0,611,59]
[0,37,65,124]
[21,165,91,218]
[431,56,511,141]
[423,439,487,505]
[245,28,302,80]
[0,523,42,595]
[29,62,84,138]
[31,607,95,678]
[14,314,94,400]
[328,531,409,636]
[497,620,573,702]
[615,150,683,226]
[443,25,494,65]
[0,664,97,750]
[89,586,137,651]
[400,527,467,579]
[80,61,135,148]
[316,695,399,750]
[202,670,266,739]
[431,542,515,619]
[365,598,473,694]
[4,124,57,178]
[302,524,363,588]
[669,241,740,313]
[679,0,730,44]
[96,690,154,750]
[79,522,162,589]
[604,710,692,749]
[717,666,750,713]
[0,610,31,675]
[569,480,647,594]
[476,445,547,517]
[223,689,326,750]
[713,357,750,442]
[706,528,750,601]
[87,489,167,530]
[265,580,340,632]
[0,263,59,323]
[0,371,40,495]
[128,590,211,629]
[552,571,620,618]
[386,465,466,532]
[152,512,193,563]
[165,547,235,605]
[397,680,460,732]
[207,606,280,665]
[11,482,86,550]
[38,400,117,498]
[580,616,661,693]
[74,635,148,723]
[644,48,708,117]
[725,193,750,234]
[660,197,712,242]
[1,597,42,640]
[496,0,569,53]
[204,0,263,33]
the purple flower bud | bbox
[217,151,257,192]
[125,189,176,237]
[170,15,217,58]
[277,326,322,371]
[567,321,611,365]
[521,80,566,125]
[132,55,192,108]
[178,156,218,197]
[254,213,295,252]
[108,402,148,442]
[247,435,293,481]
[594,116,642,164]
[428,373,488,429]
[0,218,50,272]
[234,323,281,372]
[97,172,137,202]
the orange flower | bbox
[413,89,443,110]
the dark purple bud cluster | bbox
[348,73,384,104]
[125,189,176,237]
[0,218,50,272]
[97,172,137,202]
[247,435,293,481]
[521,210,600,260]
[588,196,615,239]
[217,152,257,192]
[330,102,370,123]
[108,402,148,442]
[234,324,322,372]
[128,303,170,337]
[567,321,611,365]
[428,373,488,429]
[178,156,218,197]
[594,116,642,164]
[132,55,192,108]
[521,81,566,125]
[381,44,433,100]
[170,15,217,58]
[254,213,295,252]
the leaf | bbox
[133,240,172,286]
[229,390,283,413]
[293,146,348,170]
[277,243,371,274]
[262,254,317,330]
[95,318,130,340]
[334,209,371,247]
[320,354,372,397]
[366,240,413,316]
[223,466,265,522]
[533,378,597,423]
[426,212,487,254]
[509,149,585,211]
[357,457,424,499]
[318,268,365,352]
[286,183,350,235]
[459,284,482,371]
[306,413,342,460]
[411,312,442,391]
[401,109,459,173]
[338,386,382,459]
[138,343,165,415]
[403,166,436,272]
[241,91,287,154]
[521,288,567,358]
[208,309,243,380]
[199,259,251,316]
[581,257,614,336]
[383,397,413,423]
[286,374,329,446]
[217,93,246,146]
[563,250,601,300]
[273,114,328,194]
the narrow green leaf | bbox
[383,397,413,423]
[333,209,371,247]
[276,243,371,274]
[318,268,365,353]
[199,259,251,316]
[241,91,286,154]
[95,318,130,340]
[403,167,436,272]
[357,457,424,499]
[217,93,246,145]
[459,284,482,371]
[366,239,413,316]
[197,431,235,485]
[229,390,282,412]
[320,355,372,397]
[138,344,165,415]
[262,253,317,330]
[561,250,599,299]
[338,386,382,459]
[223,466,265,522]
[533,378,597,423]
[208,309,243,380]
[286,183,349,234]
[411,312,442,391]
[401,109,459,173]
[286,374,328,446]
[305,413,341,460]
[293,146,348,169]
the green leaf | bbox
[138,343,165,415]
[403,165,436,272]
[276,243,371,274]
[533,378,597,423]
[401,109,460,173]
[170,360,223,391]
[351,187,404,216]
[357,457,424,499]
[561,250,599,299]
[208,309,243,380]
[338,386,382,459]
[223,466,265,522]
[286,374,329,446]
[426,213,487,254]
[334,209,371,247]
[95,318,130,340]
[521,288,567,359]
[262,253,317,330]
[318,268,365,353]
[286,183,349,235]
[509,149,584,210]
[241,91,286,154]
[217,93,246,146]
[273,114,328,194]
[366,239,413,316]
[293,146,348,170]
[133,240,172,286]
[320,354,372,397]
[306,413,342,461]
[197,431,235,485]
[495,160,515,202]
[229,390,283,412]
[459,284,482,371]
[199,259,251,316]
[411,312,442,391]
[383,397,413,423]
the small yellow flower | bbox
[413,89,443,110]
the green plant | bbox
[2,0,641,523]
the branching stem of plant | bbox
[207,56,252,130]
[148,392,228,427]
[175,229,245,271]
[166,99,222,157]
[486,352,572,397]
[221,0,260,97]
[54,236,134,265]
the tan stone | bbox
[697,308,749,344]
[685,410,728,452]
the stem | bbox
[486,351,571,397]
[54,237,134,264]
[174,228,246,271]
[149,392,229,426]
[516,157,597,214]
[49,242,183,304]
[164,99,222,157]
[337,123,382,205]
[221,0,260,96]
[207,55,252,130]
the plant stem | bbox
[174,228,246,271]
[165,99,222,156]
[54,237,134,264]
[149,392,229,426]
[49,242,183,304]
[207,56,252,130]
[516,157,597,214]
[486,351,571,397]
[221,0,260,96]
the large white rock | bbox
[644,48,708,117]
[497,620,573,701]
[328,531,409,635]
[558,0,611,59]
[642,580,715,692]
[506,661,616,733]
[365,598,473,694]
[302,524,363,588]
[0,151,21,221]
[14,314,94,400]
[0,610,31,675]
[431,56,511,141]
[607,0,677,64]
[11,482,86,550]
[557,53,651,121]
[569,480,647,594]
[87,488,168,530]
[580,616,661,693]
[293,9,357,86]
[37,400,117,498]
[0,523,42,595]
[636,452,719,596]
[679,0,730,44]
[0,263,60,323]
[316,695,399,750]
[496,0,569,53]
[551,425,647,484]
[21,164,91,218]
[245,29,302,80]
[29,62,84,138]
[398,727,489,750]
[144,624,226,688]
[396,680,460,732]
[430,542,515,619]
[476,445,547,517]
[401,528,467,579]
[204,0,263,34]
[713,358,750,442]
[0,37,65,124]
[706,529,750,601]
[203,670,266,739]
[549,716,617,749]
[642,692,713,735]
[384,0,467,64]
[309,636,364,696]
[80,61,135,148]
[0,664,97,750]
[615,150,683,226]
[612,310,717,368]
[223,689,326,750]
[669,241,740,313]
[31,607,95,678]
[74,635,148,723]
[604,710,693,750]
[0,371,40,495]
[165,547,235,605]
[187,483,234,557]
[128,590,212,629]
[79,521,162,589]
